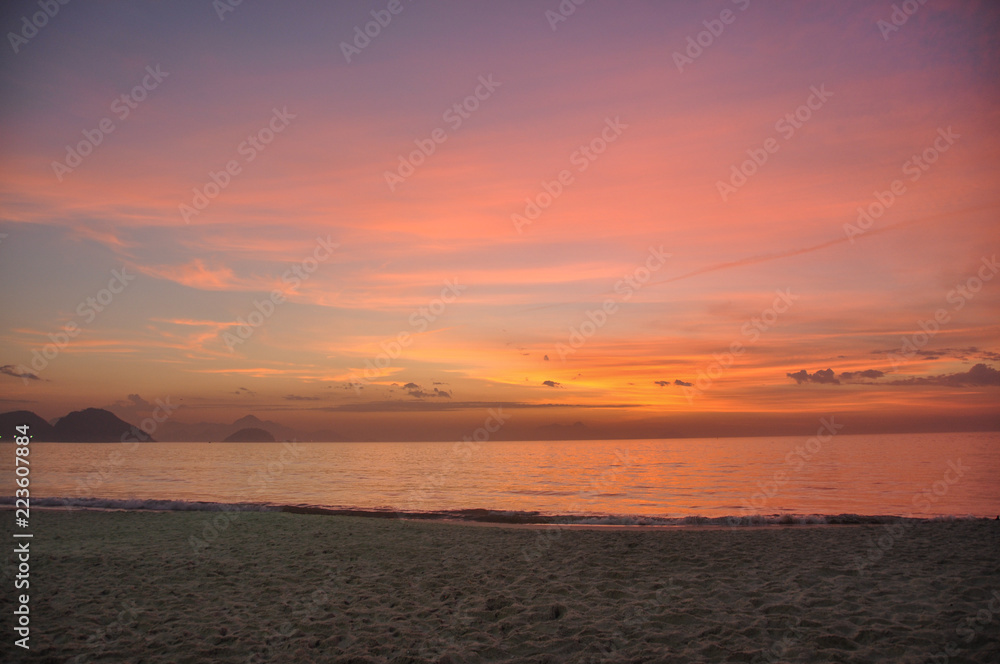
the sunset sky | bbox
[1,0,998,440]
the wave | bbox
[2,496,992,526]
[1,496,279,512]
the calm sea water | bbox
[6,432,999,523]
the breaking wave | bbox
[2,496,990,526]
[1,496,279,512]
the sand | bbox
[3,510,999,663]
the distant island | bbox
[222,427,275,443]
[0,408,152,442]
[0,408,323,443]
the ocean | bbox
[6,431,999,525]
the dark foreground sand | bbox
[3,510,999,663]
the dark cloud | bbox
[104,393,164,421]
[654,380,670,387]
[233,387,256,396]
[1,365,41,381]
[403,382,451,398]
[674,379,692,387]
[317,401,635,413]
[890,363,1000,387]
[104,394,151,412]
[544,355,550,361]
[284,394,320,401]
[125,394,151,408]
[654,379,692,387]
[787,368,840,385]
[840,369,885,381]
[931,347,1000,362]
[872,346,1000,363]
[542,380,562,388]
[407,388,452,399]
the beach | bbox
[6,510,999,663]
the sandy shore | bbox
[4,510,999,663]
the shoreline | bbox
[5,504,893,532]
[6,497,997,528]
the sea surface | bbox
[5,432,999,525]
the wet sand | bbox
[6,510,999,663]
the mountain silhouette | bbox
[222,427,275,442]
[51,408,154,442]
[0,408,343,442]
[157,414,303,442]
[0,408,154,443]
[0,410,57,441]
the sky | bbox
[0,0,998,441]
